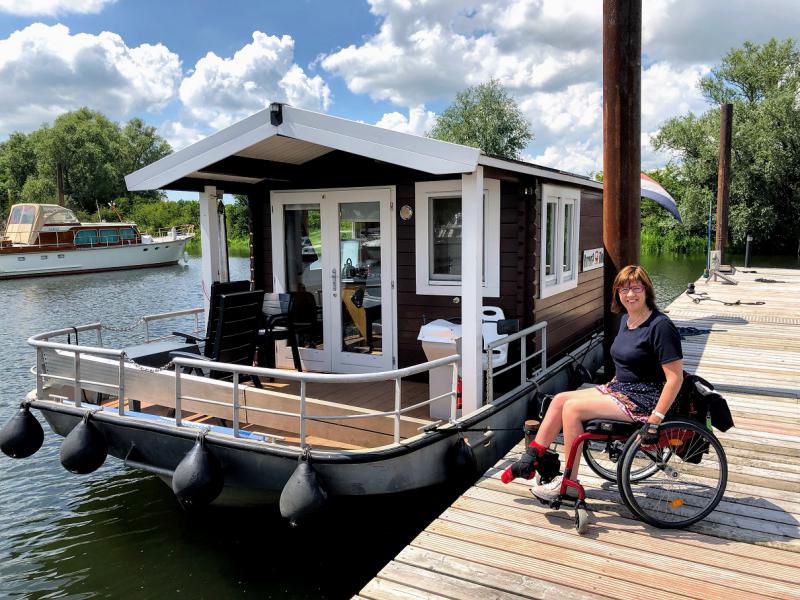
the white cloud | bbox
[320,0,800,174]
[0,23,181,134]
[375,105,437,135]
[157,120,205,151]
[179,31,331,131]
[0,0,115,16]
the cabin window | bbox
[540,184,580,299]
[74,230,98,246]
[99,229,120,244]
[414,179,500,297]
[119,228,136,242]
[20,205,35,224]
[8,206,22,224]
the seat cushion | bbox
[584,419,638,436]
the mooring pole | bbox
[715,103,733,266]
[603,0,642,377]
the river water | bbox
[0,252,797,598]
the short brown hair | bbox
[610,265,658,313]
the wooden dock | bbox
[359,267,800,600]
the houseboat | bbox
[0,203,193,279]
[2,104,605,523]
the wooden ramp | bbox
[360,268,800,599]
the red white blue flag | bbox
[641,173,682,223]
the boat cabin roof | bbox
[125,103,602,193]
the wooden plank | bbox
[394,546,606,600]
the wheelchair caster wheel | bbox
[575,506,590,534]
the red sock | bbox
[500,440,548,483]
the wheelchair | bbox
[532,417,728,534]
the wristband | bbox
[652,410,666,420]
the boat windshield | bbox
[42,206,80,225]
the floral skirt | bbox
[597,378,664,423]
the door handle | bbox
[331,268,338,297]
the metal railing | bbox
[485,320,548,402]
[27,311,551,452]
[170,355,460,448]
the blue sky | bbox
[1,0,799,190]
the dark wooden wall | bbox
[533,188,604,360]
[245,150,602,369]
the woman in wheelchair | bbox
[503,265,684,502]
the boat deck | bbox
[360,267,800,599]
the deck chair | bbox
[171,289,266,388]
[173,280,251,351]
[256,292,302,371]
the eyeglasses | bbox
[619,286,644,294]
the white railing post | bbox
[73,352,81,407]
[520,334,527,384]
[118,354,126,416]
[36,347,43,399]
[96,327,103,347]
[232,376,240,437]
[394,377,401,444]
[174,368,182,427]
[144,319,151,343]
[299,380,307,449]
[486,349,494,403]
[450,362,459,422]
[542,328,548,372]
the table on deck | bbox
[124,339,200,367]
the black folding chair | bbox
[257,292,302,371]
[171,289,265,388]
[173,280,251,352]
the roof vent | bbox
[269,103,283,126]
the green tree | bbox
[652,38,800,252]
[428,79,533,159]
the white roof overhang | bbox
[478,156,603,191]
[125,105,481,192]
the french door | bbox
[270,188,395,373]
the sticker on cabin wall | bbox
[582,248,604,271]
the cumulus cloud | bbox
[179,31,331,131]
[157,120,206,151]
[0,0,115,16]
[375,105,437,135]
[0,23,181,134]
[321,0,800,174]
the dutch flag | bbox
[641,173,682,223]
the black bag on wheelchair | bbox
[669,373,733,464]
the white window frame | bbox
[414,178,501,297]
[540,184,581,299]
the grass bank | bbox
[641,229,707,254]
[186,235,250,258]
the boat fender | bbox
[0,402,44,459]
[171,431,224,510]
[445,434,477,483]
[60,412,108,474]
[279,453,328,527]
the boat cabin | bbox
[2,203,142,249]
[126,104,604,413]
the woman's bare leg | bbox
[534,386,610,449]
[561,394,633,480]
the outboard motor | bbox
[445,433,477,483]
[60,412,108,474]
[171,432,224,510]
[0,403,44,459]
[280,454,328,527]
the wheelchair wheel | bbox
[583,438,663,483]
[618,418,727,529]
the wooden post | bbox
[715,103,733,266]
[461,167,484,414]
[602,0,642,376]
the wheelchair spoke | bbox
[619,419,727,528]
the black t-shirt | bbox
[610,310,683,383]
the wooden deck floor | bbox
[360,267,800,600]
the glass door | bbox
[271,188,394,373]
[329,189,393,372]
